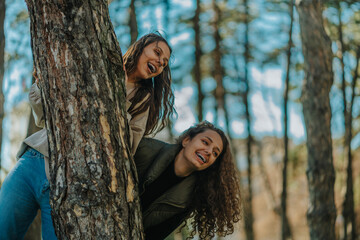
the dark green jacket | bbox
[134,138,197,239]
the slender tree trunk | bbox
[0,0,5,181]
[281,1,294,239]
[25,1,144,239]
[296,1,336,239]
[342,47,359,240]
[194,0,204,122]
[211,0,223,127]
[243,0,254,239]
[212,0,224,112]
[337,3,358,238]
[129,0,138,44]
[337,3,349,238]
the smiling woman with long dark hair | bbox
[134,121,242,239]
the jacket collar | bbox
[143,143,181,185]
[142,142,197,208]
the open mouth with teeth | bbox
[147,62,156,73]
[196,152,207,164]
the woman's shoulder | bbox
[134,138,169,182]
[135,138,166,157]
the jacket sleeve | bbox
[127,93,150,156]
[29,83,45,128]
[144,211,188,240]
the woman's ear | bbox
[182,136,190,148]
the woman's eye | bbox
[202,140,208,145]
[213,152,218,157]
[155,50,160,56]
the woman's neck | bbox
[126,72,139,84]
[174,149,194,177]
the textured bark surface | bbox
[25,1,143,239]
[0,0,5,180]
[296,1,336,239]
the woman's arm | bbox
[127,93,151,155]
[29,74,147,155]
[29,83,45,128]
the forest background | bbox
[0,0,359,239]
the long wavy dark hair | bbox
[123,33,175,135]
[177,121,242,239]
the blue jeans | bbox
[0,148,57,240]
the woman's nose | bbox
[204,149,211,156]
[157,58,165,67]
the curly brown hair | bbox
[177,121,242,239]
[123,33,176,135]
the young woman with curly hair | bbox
[134,121,242,239]
[0,33,175,240]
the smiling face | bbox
[180,129,224,173]
[129,41,170,82]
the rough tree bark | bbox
[25,1,144,239]
[0,0,5,181]
[296,0,336,239]
[281,0,294,239]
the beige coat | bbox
[17,82,149,179]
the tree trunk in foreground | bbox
[25,1,143,239]
[296,1,336,239]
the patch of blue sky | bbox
[170,32,190,47]
[201,77,216,93]
[172,0,193,8]
[4,0,31,110]
[232,120,245,136]
[289,103,305,144]
[251,67,283,90]
[251,14,290,52]
[330,88,345,139]
[251,90,282,135]
[173,86,196,133]
[324,2,356,25]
